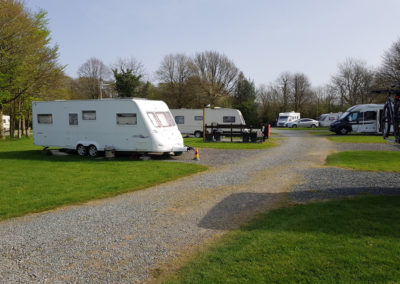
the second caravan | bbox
[170,108,246,137]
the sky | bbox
[25,0,400,87]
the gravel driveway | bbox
[1,130,399,283]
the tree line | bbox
[1,0,400,139]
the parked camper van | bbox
[2,115,10,131]
[329,104,383,135]
[318,113,342,127]
[170,108,246,137]
[32,99,188,157]
[277,111,300,127]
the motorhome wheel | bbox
[311,124,316,128]
[292,124,297,128]
[77,145,87,156]
[174,151,183,156]
[194,131,202,138]
[88,145,98,157]
[340,128,348,135]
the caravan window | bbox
[82,110,96,120]
[147,112,175,127]
[175,116,184,124]
[69,113,78,125]
[194,116,203,121]
[37,114,53,124]
[117,113,137,125]
[363,111,376,121]
[223,116,236,123]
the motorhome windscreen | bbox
[339,112,349,120]
[147,112,175,127]
[279,116,288,119]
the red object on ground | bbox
[268,124,271,138]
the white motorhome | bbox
[32,99,188,157]
[2,115,10,131]
[170,108,246,137]
[277,111,300,127]
[318,112,342,127]
[329,104,384,135]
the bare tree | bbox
[330,58,374,107]
[377,38,400,87]
[275,72,291,111]
[77,58,111,99]
[256,84,282,123]
[290,72,313,112]
[156,53,194,108]
[190,51,239,106]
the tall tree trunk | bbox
[0,104,4,140]
[17,100,21,139]
[26,111,31,137]
[22,113,26,137]
[10,101,15,138]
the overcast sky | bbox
[26,0,400,87]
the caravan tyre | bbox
[88,145,98,157]
[194,131,202,138]
[77,145,87,156]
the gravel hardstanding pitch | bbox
[0,130,399,283]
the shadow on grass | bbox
[198,188,400,237]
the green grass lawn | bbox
[183,138,279,150]
[326,151,400,172]
[0,137,207,220]
[166,195,400,283]
[327,134,392,144]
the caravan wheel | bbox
[88,145,98,157]
[194,131,202,138]
[77,145,87,156]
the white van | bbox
[32,99,188,156]
[318,112,342,127]
[329,104,384,135]
[170,108,246,137]
[2,115,10,131]
[277,111,300,127]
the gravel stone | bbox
[1,129,399,283]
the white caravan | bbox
[2,115,10,131]
[318,112,342,127]
[277,111,300,127]
[170,108,246,137]
[32,99,188,157]
[329,104,384,135]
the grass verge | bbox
[326,150,400,172]
[165,195,400,283]
[327,134,392,144]
[0,137,207,220]
[184,138,279,150]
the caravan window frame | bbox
[194,116,203,121]
[147,112,175,128]
[82,110,96,120]
[37,114,53,124]
[175,116,184,124]
[116,113,137,125]
[69,113,78,125]
[223,116,236,123]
